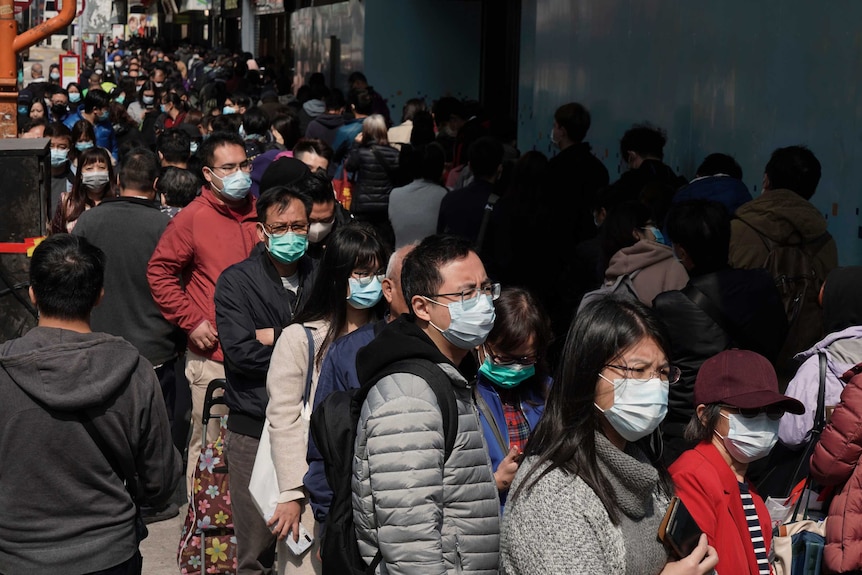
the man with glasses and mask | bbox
[352,234,501,575]
[149,132,259,495]
[214,165,317,574]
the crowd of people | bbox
[2,36,862,575]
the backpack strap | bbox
[473,385,508,455]
[302,326,315,407]
[365,358,459,461]
[474,193,500,255]
[681,282,742,347]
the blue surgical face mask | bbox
[69,92,81,103]
[238,124,246,139]
[715,412,779,463]
[595,374,668,442]
[160,104,167,113]
[425,293,496,350]
[115,95,125,105]
[75,141,94,151]
[222,105,236,115]
[265,231,307,264]
[190,141,199,154]
[643,225,665,245]
[347,276,383,310]
[50,148,69,167]
[479,355,535,389]
[98,110,110,122]
[209,168,251,200]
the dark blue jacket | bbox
[305,321,380,524]
[474,374,548,507]
[672,175,752,216]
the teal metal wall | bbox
[519,0,862,265]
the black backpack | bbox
[309,358,458,575]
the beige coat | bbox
[265,319,329,503]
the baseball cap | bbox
[694,349,804,414]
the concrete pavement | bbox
[141,505,187,574]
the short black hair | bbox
[30,234,105,320]
[325,89,346,111]
[348,88,373,116]
[198,131,245,168]
[83,89,110,114]
[293,138,333,164]
[764,145,821,200]
[299,171,336,205]
[554,102,591,143]
[157,167,200,208]
[211,113,242,134]
[272,113,300,149]
[696,153,742,179]
[242,107,270,136]
[119,148,160,192]
[468,136,504,178]
[419,142,445,182]
[157,128,191,164]
[620,123,667,159]
[256,182,314,223]
[401,235,474,316]
[432,97,465,126]
[348,71,367,86]
[665,200,730,273]
[44,121,72,142]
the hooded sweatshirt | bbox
[352,316,500,575]
[305,112,346,146]
[780,267,862,447]
[0,327,181,574]
[604,239,689,307]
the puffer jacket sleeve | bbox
[811,370,862,486]
[353,373,449,575]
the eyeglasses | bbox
[605,363,681,384]
[210,160,253,174]
[351,269,385,286]
[426,282,501,305]
[721,405,785,421]
[484,345,538,367]
[262,222,309,237]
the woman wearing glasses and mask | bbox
[670,349,804,575]
[502,297,719,575]
[474,287,552,508]
[265,222,389,570]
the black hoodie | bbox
[0,327,181,574]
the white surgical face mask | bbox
[307,221,334,244]
[595,374,668,442]
[715,412,779,463]
[426,293,496,350]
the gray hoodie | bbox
[0,327,181,574]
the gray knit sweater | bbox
[500,434,670,575]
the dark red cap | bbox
[694,349,804,414]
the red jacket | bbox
[147,186,259,362]
[810,362,862,573]
[670,441,773,575]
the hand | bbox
[267,500,301,541]
[255,328,275,346]
[189,320,218,350]
[494,446,521,491]
[659,534,719,575]
[354,132,363,143]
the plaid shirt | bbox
[498,387,530,453]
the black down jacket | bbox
[346,143,401,214]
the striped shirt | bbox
[739,482,770,575]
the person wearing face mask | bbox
[352,234,502,575]
[50,147,115,234]
[62,89,119,161]
[127,81,159,126]
[44,122,76,217]
[474,287,551,509]
[213,174,322,574]
[670,349,803,575]
[263,222,388,573]
[148,132,260,496]
[502,297,718,575]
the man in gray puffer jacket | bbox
[352,235,500,575]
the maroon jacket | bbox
[811,362,862,573]
[147,186,258,361]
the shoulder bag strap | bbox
[681,282,742,346]
[473,384,508,455]
[302,326,315,407]
[790,351,828,522]
[474,193,500,255]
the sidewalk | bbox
[141,505,187,574]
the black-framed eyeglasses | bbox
[351,269,385,286]
[484,345,539,367]
[426,282,501,305]
[262,222,309,237]
[605,363,681,385]
[721,405,785,421]
[210,159,253,174]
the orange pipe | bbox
[13,0,77,53]
[0,0,16,89]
